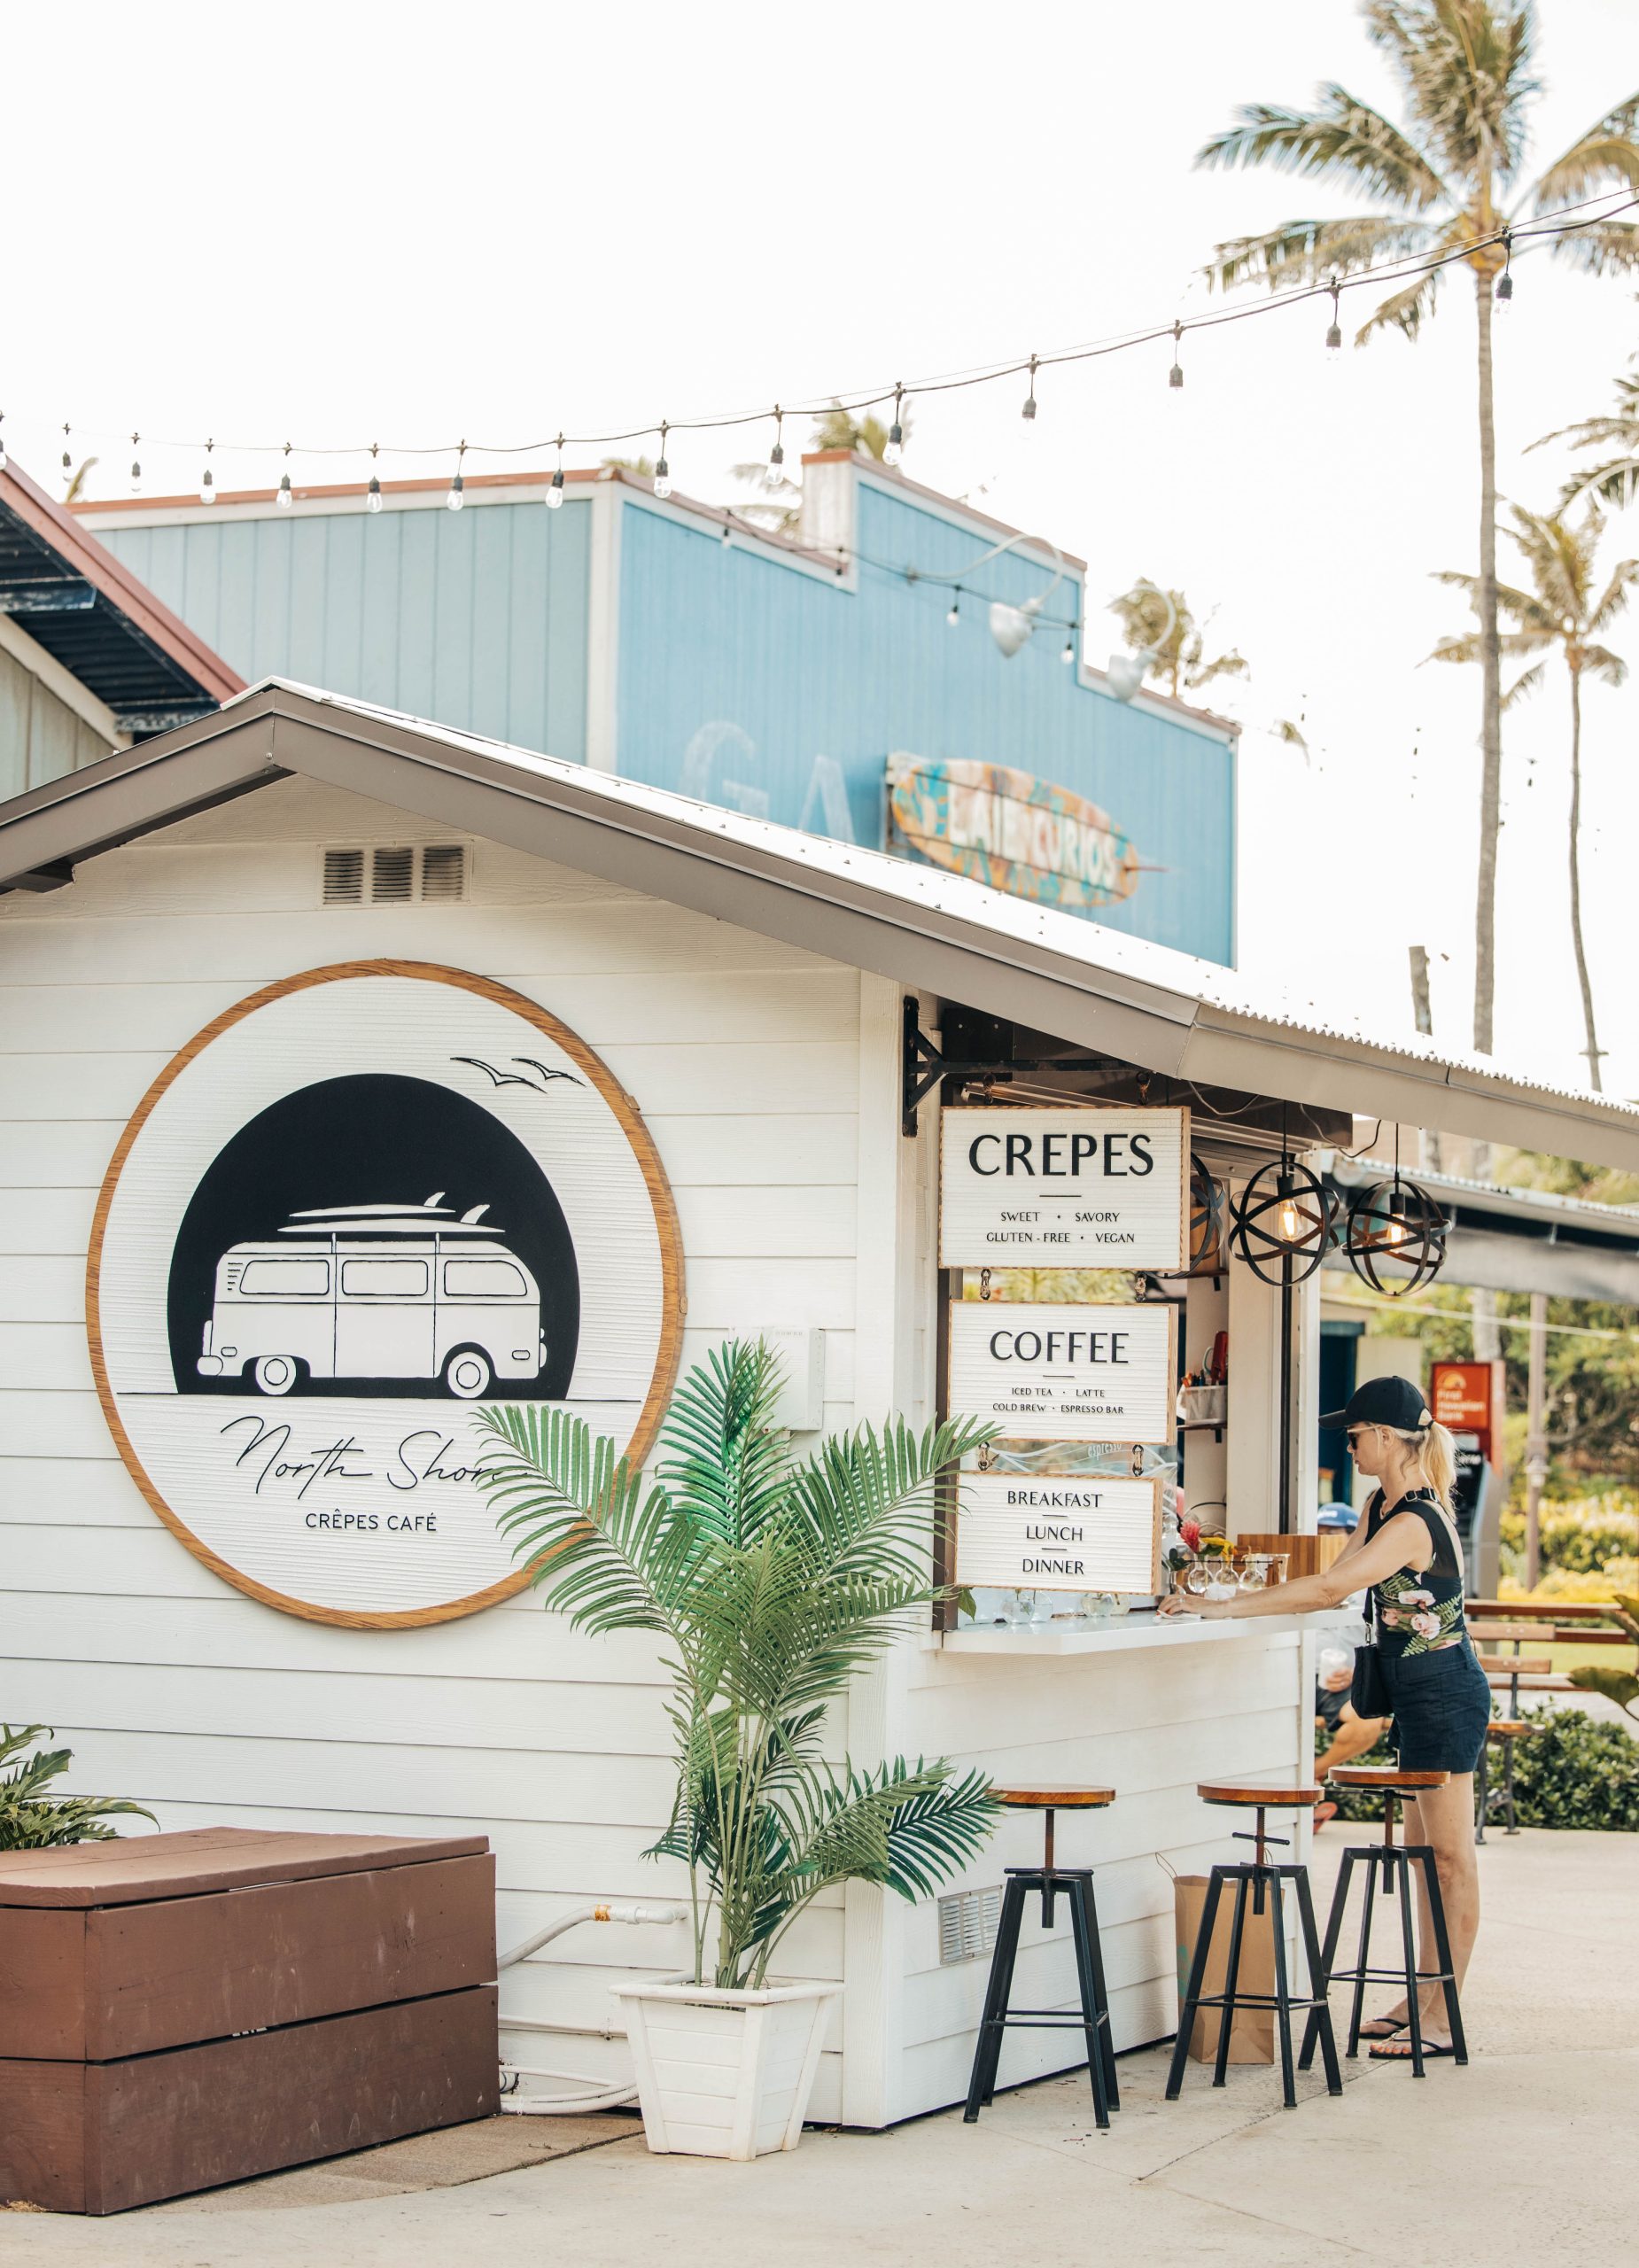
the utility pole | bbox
[1524,1291,1548,1589]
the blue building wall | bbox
[616,481,1235,962]
[97,500,592,759]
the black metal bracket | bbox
[901,999,1126,1137]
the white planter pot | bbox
[612,1975,841,2160]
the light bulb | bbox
[129,460,142,494]
[1385,1216,1409,1247]
[653,458,672,499]
[1022,392,1037,422]
[1496,270,1513,303]
[765,441,784,489]
[1325,322,1342,353]
[447,474,465,510]
[1169,361,1184,391]
[946,599,960,626]
[1060,637,1076,664]
[276,472,293,508]
[883,424,904,467]
[547,470,564,508]
[199,469,216,504]
[367,475,383,512]
[1278,1195,1301,1243]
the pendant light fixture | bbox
[1186,1154,1225,1277]
[1227,1112,1336,1285]
[1344,1131,1447,1295]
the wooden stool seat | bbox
[1465,1619,1543,1643]
[1476,1656,1552,1676]
[1488,1718,1532,1739]
[1199,1782,1322,1808]
[994,1786,1116,1809]
[1331,1766,1449,1791]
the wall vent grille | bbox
[937,1884,1002,1966]
[321,845,466,905]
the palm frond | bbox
[1557,457,1639,514]
[1589,558,1639,630]
[1530,91,1639,206]
[1196,88,1449,210]
[1427,631,1484,666]
[656,1339,791,1548]
[1354,266,1444,343]
[1202,214,1435,292]
[1502,660,1548,708]
[0,1725,158,1850]
[1581,643,1628,687]
[1549,220,1639,279]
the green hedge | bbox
[1316,1708,1639,1832]
[1497,1507,1638,1575]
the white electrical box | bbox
[752,1328,826,1431]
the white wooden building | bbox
[3,680,1634,2126]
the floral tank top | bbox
[1364,1487,1467,1657]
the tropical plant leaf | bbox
[1567,1666,1639,1717]
[0,1726,158,1851]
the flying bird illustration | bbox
[451,1055,584,1093]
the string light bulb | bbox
[547,434,565,508]
[199,439,216,504]
[447,440,466,510]
[765,407,785,489]
[128,436,142,495]
[946,594,960,626]
[1496,231,1513,303]
[1325,277,1342,353]
[277,444,293,508]
[1169,322,1184,389]
[367,444,383,512]
[1060,625,1077,664]
[62,423,73,483]
[653,423,672,499]
[883,385,905,467]
[1022,355,1038,423]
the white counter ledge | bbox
[937,1608,1338,1657]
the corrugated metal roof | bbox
[3,676,1635,1171]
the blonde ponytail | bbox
[1388,1418,1456,1512]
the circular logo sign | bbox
[88,962,684,1627]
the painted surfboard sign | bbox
[887,753,1139,912]
[86,961,684,1629]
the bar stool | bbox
[963,1785,1119,2131]
[1298,1764,1467,2078]
[1165,1780,1341,2109]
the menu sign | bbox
[946,1302,1177,1443]
[956,1473,1163,1594]
[939,1106,1187,1270]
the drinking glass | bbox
[1183,1560,1210,1597]
[1238,1555,1269,1594]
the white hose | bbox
[497,1899,687,2116]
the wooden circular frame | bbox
[86,959,687,1630]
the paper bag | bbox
[1172,1873,1276,2064]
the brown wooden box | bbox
[0,1828,501,2213]
[1234,1532,1350,1581]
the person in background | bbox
[1313,1638,1391,1825]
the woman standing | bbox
[1160,1376,1489,2059]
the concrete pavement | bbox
[4,1827,1635,2268]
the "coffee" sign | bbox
[940,1106,1187,1270]
[946,1302,1177,1443]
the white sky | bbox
[6,0,1638,1103]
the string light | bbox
[1021,355,1038,422]
[883,385,905,467]
[447,440,466,510]
[653,422,672,499]
[61,423,72,483]
[946,593,961,626]
[199,439,215,505]
[1168,322,1184,389]
[367,443,383,512]
[129,434,142,494]
[547,433,564,508]
[277,444,293,508]
[1496,229,1514,303]
[1325,276,1342,353]
[765,406,785,489]
[1060,623,1077,664]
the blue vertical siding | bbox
[614,483,1236,965]
[97,500,592,761]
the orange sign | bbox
[1431,1362,1494,1438]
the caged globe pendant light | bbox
[1186,1154,1226,1277]
[1228,1115,1336,1285]
[1345,1133,1447,1295]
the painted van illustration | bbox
[196,1195,547,1399]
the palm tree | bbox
[1197,2,1639,1060]
[1534,361,1639,512]
[1431,504,1636,1089]
[729,401,915,538]
[474,1341,998,1991]
[1108,583,1248,701]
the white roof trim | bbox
[4,676,1637,1171]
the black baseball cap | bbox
[1320,1377,1433,1433]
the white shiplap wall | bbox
[0,775,874,2117]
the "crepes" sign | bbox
[940,1106,1187,1270]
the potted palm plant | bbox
[474,1340,1000,2160]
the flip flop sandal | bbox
[1369,2039,1456,2060]
[1358,2018,1406,2039]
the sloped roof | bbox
[2,676,1635,1170]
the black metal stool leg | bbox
[1267,1868,1297,2109]
[1344,1850,1381,2057]
[1292,1863,1343,2095]
[1165,1868,1224,2101]
[1078,1875,1120,2110]
[1394,1851,1426,2077]
[964,1876,1028,2120]
[1299,1848,1355,2072]
[1211,1873,1251,2090]
[1474,1742,1489,1845]
[1503,1737,1519,1836]
[1066,1877,1111,2131]
[1411,1845,1468,2065]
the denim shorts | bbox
[1380,1636,1492,1774]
